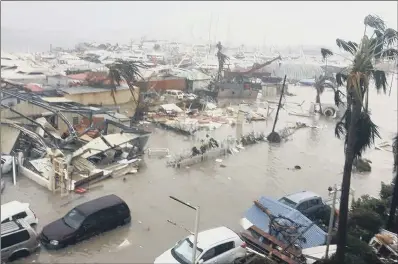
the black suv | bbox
[39,194,131,249]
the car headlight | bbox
[50,240,59,246]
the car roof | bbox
[1,201,30,221]
[74,194,126,216]
[188,226,238,249]
[283,191,321,204]
[1,219,29,235]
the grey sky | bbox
[1,1,397,51]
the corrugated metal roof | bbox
[72,133,140,159]
[244,196,327,249]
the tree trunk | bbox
[387,173,398,231]
[335,95,361,263]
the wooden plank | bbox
[250,224,301,257]
[240,232,299,264]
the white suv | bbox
[165,90,184,100]
[154,226,247,264]
[1,201,39,227]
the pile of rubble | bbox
[1,90,151,195]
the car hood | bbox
[154,248,180,264]
[42,219,76,240]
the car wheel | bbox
[8,250,30,262]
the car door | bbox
[202,241,235,264]
[76,214,98,242]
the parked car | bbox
[1,219,41,262]
[39,194,131,249]
[1,155,13,174]
[165,90,184,100]
[154,226,247,264]
[1,201,39,227]
[183,93,198,100]
[278,191,331,216]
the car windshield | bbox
[278,197,297,208]
[171,238,203,264]
[63,209,85,229]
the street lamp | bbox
[325,185,355,259]
[169,196,200,264]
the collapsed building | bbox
[1,86,151,195]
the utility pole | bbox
[325,185,337,259]
[169,196,200,264]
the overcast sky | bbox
[1,1,397,52]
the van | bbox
[1,219,40,262]
[39,194,131,250]
[1,201,39,227]
[165,90,184,100]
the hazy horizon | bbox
[1,1,397,52]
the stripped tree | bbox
[106,59,148,121]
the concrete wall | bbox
[17,153,53,191]
[1,102,49,119]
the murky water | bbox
[1,82,397,263]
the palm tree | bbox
[387,134,398,231]
[332,15,397,263]
[215,41,229,81]
[105,59,148,121]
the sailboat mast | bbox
[208,13,213,54]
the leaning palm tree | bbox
[105,59,148,121]
[332,15,397,263]
[215,41,229,81]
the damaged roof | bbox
[72,132,141,159]
[244,196,327,249]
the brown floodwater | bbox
[1,83,397,263]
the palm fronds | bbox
[381,48,398,59]
[364,14,386,31]
[321,48,334,60]
[336,73,348,86]
[372,70,387,92]
[383,28,398,46]
[336,39,358,55]
[335,110,380,158]
[353,112,380,157]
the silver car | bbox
[1,219,40,262]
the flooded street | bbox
[2,84,397,263]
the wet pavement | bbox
[1,84,397,263]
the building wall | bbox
[136,78,187,92]
[64,88,138,106]
[64,89,139,118]
[1,102,49,119]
